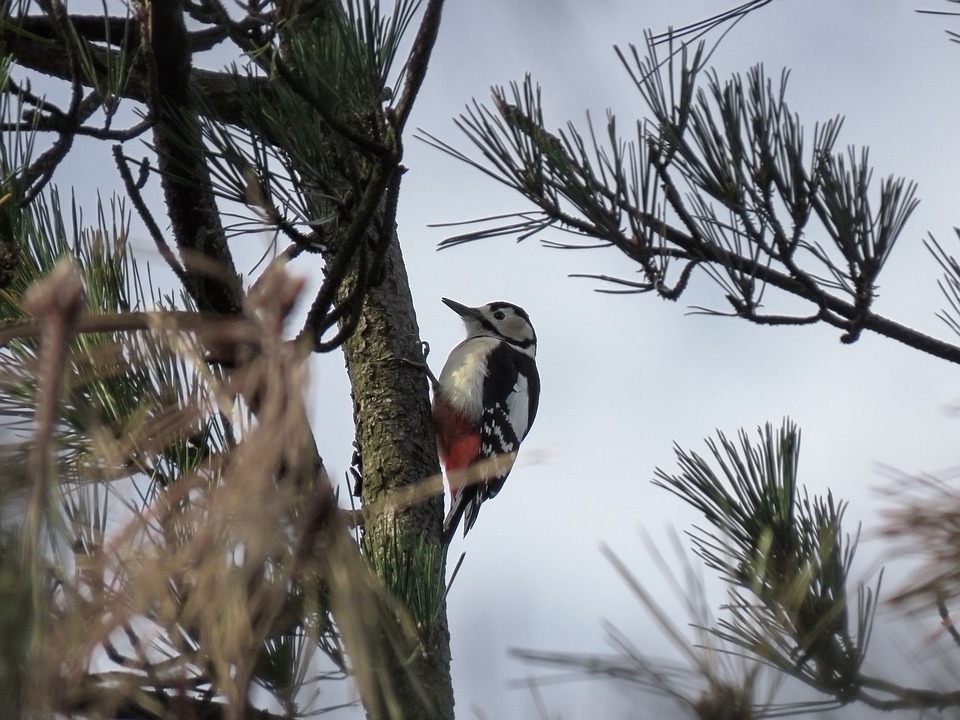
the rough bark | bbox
[270,2,455,712]
[342,232,453,718]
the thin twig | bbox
[393,0,445,133]
[0,308,252,348]
[25,258,85,490]
[937,593,960,648]
[112,145,189,284]
[22,259,86,671]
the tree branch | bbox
[1,15,268,128]
[112,145,189,285]
[144,0,244,316]
[392,0,445,133]
[634,207,960,361]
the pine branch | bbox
[429,41,960,365]
[393,0,445,132]
[649,1,775,46]
[112,145,189,286]
[1,13,269,128]
[62,677,294,720]
[144,0,244,316]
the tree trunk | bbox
[341,227,454,719]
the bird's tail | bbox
[442,492,468,545]
[442,489,485,545]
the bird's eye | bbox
[493,310,506,320]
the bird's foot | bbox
[389,341,439,390]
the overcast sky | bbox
[373,1,960,717]
[43,0,960,717]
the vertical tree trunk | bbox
[341,228,455,719]
[268,3,456,715]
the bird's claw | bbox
[389,350,439,390]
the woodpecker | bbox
[432,298,540,544]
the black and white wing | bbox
[459,346,540,537]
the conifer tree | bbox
[1,2,452,717]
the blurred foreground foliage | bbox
[0,1,451,718]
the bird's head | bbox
[442,298,537,357]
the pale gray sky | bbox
[374,1,960,717]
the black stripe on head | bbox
[482,302,536,348]
[487,301,530,321]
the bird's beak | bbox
[442,297,482,320]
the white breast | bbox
[437,336,499,421]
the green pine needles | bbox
[654,420,880,706]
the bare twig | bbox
[936,593,960,649]
[112,145,189,284]
[392,0,445,133]
[20,259,86,701]
[0,308,253,349]
[25,258,85,489]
